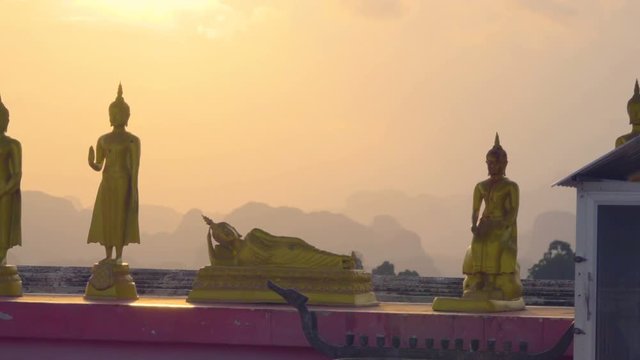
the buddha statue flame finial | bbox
[0,94,8,118]
[628,79,640,125]
[487,132,507,163]
[108,83,130,125]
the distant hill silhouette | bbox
[9,192,439,275]
[10,191,205,267]
[10,191,96,266]
[342,187,575,276]
[224,202,439,275]
[10,188,573,277]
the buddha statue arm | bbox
[471,184,482,234]
[0,140,21,197]
[88,140,104,172]
[504,182,519,226]
[129,136,140,209]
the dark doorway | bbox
[597,205,640,359]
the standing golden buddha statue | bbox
[0,95,23,296]
[84,84,140,300]
[616,80,640,148]
[433,134,524,312]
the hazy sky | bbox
[1,0,638,213]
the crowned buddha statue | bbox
[0,95,23,296]
[84,84,141,300]
[433,134,524,312]
[188,216,377,306]
[616,80,640,148]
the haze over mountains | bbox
[10,187,576,277]
[341,187,576,275]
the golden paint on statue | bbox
[615,80,640,148]
[84,84,140,300]
[0,96,22,297]
[433,134,525,312]
[188,216,377,306]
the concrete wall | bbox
[17,265,574,306]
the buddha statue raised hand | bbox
[87,84,140,264]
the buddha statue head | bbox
[627,80,640,125]
[486,133,508,177]
[108,83,130,127]
[0,95,9,133]
[209,220,243,245]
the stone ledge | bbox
[15,266,575,306]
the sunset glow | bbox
[0,0,635,216]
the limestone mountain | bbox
[341,187,575,276]
[10,191,439,275]
[223,202,439,275]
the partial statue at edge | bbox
[462,133,522,301]
[87,84,141,265]
[202,215,356,269]
[0,96,21,266]
[616,79,640,148]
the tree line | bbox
[371,239,575,280]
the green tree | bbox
[398,269,420,277]
[528,240,575,280]
[372,260,395,276]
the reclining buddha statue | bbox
[188,216,376,306]
[202,215,356,269]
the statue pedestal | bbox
[0,265,22,297]
[84,262,138,300]
[188,265,377,306]
[432,296,525,313]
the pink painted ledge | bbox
[0,295,574,359]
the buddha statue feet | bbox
[462,288,504,301]
[461,272,522,301]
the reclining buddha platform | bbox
[187,265,377,306]
[0,294,574,359]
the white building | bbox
[556,136,640,359]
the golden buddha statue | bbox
[203,216,356,269]
[188,216,377,306]
[615,80,640,148]
[433,134,524,312]
[0,95,23,296]
[84,84,140,300]
[463,133,522,300]
[87,84,140,264]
